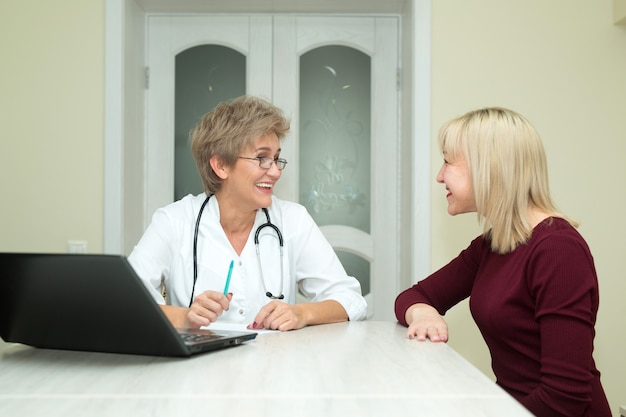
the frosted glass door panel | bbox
[174,45,245,200]
[299,45,371,295]
[299,46,371,231]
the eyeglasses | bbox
[238,156,288,170]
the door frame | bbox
[103,0,433,301]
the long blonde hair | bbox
[438,107,576,254]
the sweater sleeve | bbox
[394,236,486,326]
[520,229,599,417]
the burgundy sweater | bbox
[395,218,611,417]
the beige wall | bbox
[0,0,104,253]
[0,0,624,414]
[431,1,626,414]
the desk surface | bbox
[0,321,532,417]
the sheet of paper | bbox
[203,322,276,335]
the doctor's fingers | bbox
[250,301,289,330]
[190,295,229,322]
[264,304,304,331]
[185,309,211,328]
[248,302,277,329]
[196,290,231,311]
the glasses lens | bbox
[252,157,287,170]
[258,158,287,170]
[276,159,287,170]
[258,158,272,169]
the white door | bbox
[272,16,399,319]
[145,15,273,221]
[146,15,400,320]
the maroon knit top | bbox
[395,218,611,417]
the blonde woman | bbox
[395,108,610,417]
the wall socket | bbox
[67,240,87,254]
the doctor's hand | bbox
[405,303,448,343]
[248,301,307,332]
[185,291,232,328]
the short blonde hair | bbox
[190,95,290,194]
[438,107,576,254]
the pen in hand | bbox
[223,260,234,296]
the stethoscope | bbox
[189,194,284,307]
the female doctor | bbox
[128,95,367,331]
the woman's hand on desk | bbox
[186,291,232,328]
[248,301,307,331]
[248,300,348,332]
[160,291,232,329]
[405,303,448,343]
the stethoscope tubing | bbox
[189,195,284,307]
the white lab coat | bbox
[128,194,367,323]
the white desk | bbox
[0,321,532,417]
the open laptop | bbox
[0,252,257,357]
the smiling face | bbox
[220,132,283,211]
[436,151,476,216]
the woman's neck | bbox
[214,193,257,255]
[528,206,552,229]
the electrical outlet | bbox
[67,240,87,254]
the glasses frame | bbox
[238,156,288,170]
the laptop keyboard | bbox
[179,330,221,345]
